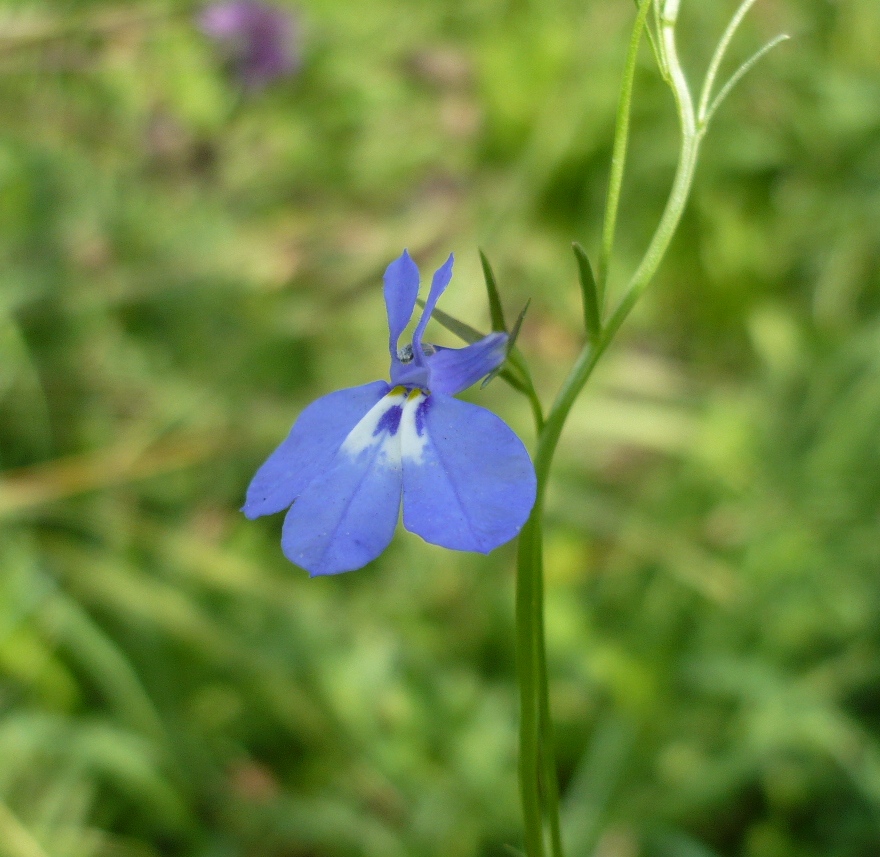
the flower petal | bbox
[411,254,454,361]
[384,250,420,358]
[400,391,536,553]
[426,332,508,395]
[281,390,407,575]
[242,380,390,519]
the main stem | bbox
[516,513,546,857]
[515,2,704,854]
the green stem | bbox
[614,0,700,317]
[509,350,545,435]
[696,0,759,124]
[534,343,604,497]
[514,4,708,855]
[516,515,546,857]
[536,0,702,490]
[533,523,564,857]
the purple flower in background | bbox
[243,251,537,576]
[200,1,298,89]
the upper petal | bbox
[400,392,536,553]
[281,390,406,575]
[425,332,508,396]
[242,380,390,519]
[411,254,454,362]
[384,250,420,358]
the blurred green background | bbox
[1,0,879,855]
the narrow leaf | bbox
[417,298,531,393]
[479,249,508,332]
[481,300,530,388]
[416,299,483,344]
[508,299,530,351]
[573,243,602,338]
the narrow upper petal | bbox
[242,380,390,519]
[400,391,536,553]
[384,250,420,359]
[281,389,407,575]
[411,254,454,362]
[425,332,508,396]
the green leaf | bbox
[479,249,508,332]
[481,301,530,389]
[573,242,602,339]
[508,299,530,352]
[417,298,534,396]
[416,299,483,344]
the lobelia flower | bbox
[243,250,537,576]
[199,1,299,90]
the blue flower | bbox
[243,250,537,576]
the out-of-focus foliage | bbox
[0,0,878,855]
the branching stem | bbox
[515,1,706,854]
[513,2,783,854]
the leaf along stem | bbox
[597,0,653,298]
[480,249,509,333]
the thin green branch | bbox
[535,0,702,502]
[697,0,760,122]
[534,344,601,498]
[702,33,790,128]
[617,0,698,311]
[508,349,545,434]
[631,0,664,75]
